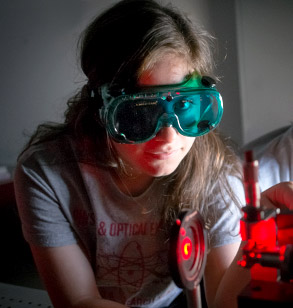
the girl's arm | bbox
[30,243,127,308]
[204,242,250,308]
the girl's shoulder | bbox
[17,135,76,167]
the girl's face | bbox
[112,54,195,178]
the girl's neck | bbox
[111,169,154,197]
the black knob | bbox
[201,76,216,88]
[166,95,173,102]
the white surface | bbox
[0,166,11,184]
[236,0,293,144]
[0,282,52,308]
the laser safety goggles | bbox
[98,73,223,144]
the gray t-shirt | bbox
[14,135,244,307]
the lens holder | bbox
[168,209,207,290]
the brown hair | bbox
[20,0,242,228]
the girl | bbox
[14,0,252,307]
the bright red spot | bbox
[181,237,192,260]
[180,227,186,236]
[239,260,247,267]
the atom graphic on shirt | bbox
[97,240,169,290]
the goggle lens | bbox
[100,75,223,143]
[174,93,220,134]
[113,100,164,142]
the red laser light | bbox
[181,236,192,260]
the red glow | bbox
[280,245,286,255]
[180,227,186,236]
[277,229,293,246]
[176,219,181,226]
[239,260,247,267]
[251,264,278,281]
[240,218,277,249]
[181,237,192,260]
[279,245,286,261]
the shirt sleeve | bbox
[208,176,245,248]
[14,150,78,247]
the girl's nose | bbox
[155,126,178,142]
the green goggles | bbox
[98,74,223,144]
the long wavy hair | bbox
[20,0,242,228]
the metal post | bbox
[186,286,202,308]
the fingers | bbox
[261,181,293,210]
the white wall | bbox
[207,0,243,145]
[236,0,293,144]
[0,0,114,169]
[0,0,211,169]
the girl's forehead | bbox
[138,55,192,87]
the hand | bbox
[261,181,293,247]
[260,181,293,210]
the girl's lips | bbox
[145,149,179,160]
